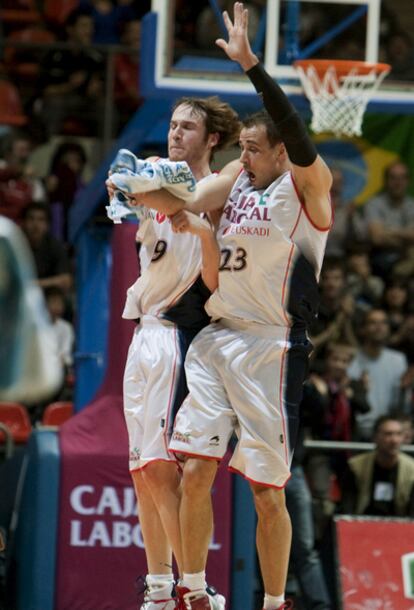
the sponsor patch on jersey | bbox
[223,202,271,225]
[223,225,270,237]
[172,431,191,444]
[156,212,167,223]
[129,447,141,461]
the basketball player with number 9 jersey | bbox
[115,97,240,610]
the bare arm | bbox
[186,160,241,214]
[171,211,220,292]
[293,158,333,229]
[216,2,332,228]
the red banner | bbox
[336,517,414,609]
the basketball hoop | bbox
[293,59,391,137]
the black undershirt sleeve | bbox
[245,62,318,168]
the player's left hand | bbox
[171,210,211,236]
[105,177,141,207]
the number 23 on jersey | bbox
[219,247,247,271]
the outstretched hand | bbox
[215,2,257,71]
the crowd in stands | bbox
[0,1,150,141]
[0,1,413,148]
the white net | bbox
[294,62,390,137]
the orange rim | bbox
[294,59,391,78]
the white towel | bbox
[106,149,196,224]
[106,149,147,223]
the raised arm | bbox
[216,2,332,228]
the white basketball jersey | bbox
[206,170,330,328]
[122,173,216,319]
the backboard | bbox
[141,0,414,114]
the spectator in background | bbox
[173,1,205,53]
[21,202,72,293]
[309,258,358,365]
[348,308,409,440]
[286,427,332,609]
[382,278,411,342]
[306,343,370,444]
[325,167,367,258]
[302,343,370,536]
[79,0,138,44]
[44,286,75,384]
[346,245,384,309]
[45,140,87,239]
[0,130,46,224]
[386,31,414,82]
[340,415,414,517]
[38,8,105,137]
[391,311,414,364]
[365,160,414,277]
[28,287,76,421]
[393,412,414,445]
[114,18,143,127]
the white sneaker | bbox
[176,586,226,610]
[140,581,177,610]
[141,596,176,610]
[206,587,225,610]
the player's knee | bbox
[251,484,287,519]
[141,461,179,491]
[131,469,150,496]
[182,458,217,497]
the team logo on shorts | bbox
[209,435,220,447]
[130,447,141,462]
[172,431,191,444]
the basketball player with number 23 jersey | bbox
[166,4,333,610]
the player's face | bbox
[239,124,284,189]
[168,104,210,165]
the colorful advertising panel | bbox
[336,517,414,609]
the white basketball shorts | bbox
[169,319,311,488]
[123,316,194,471]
